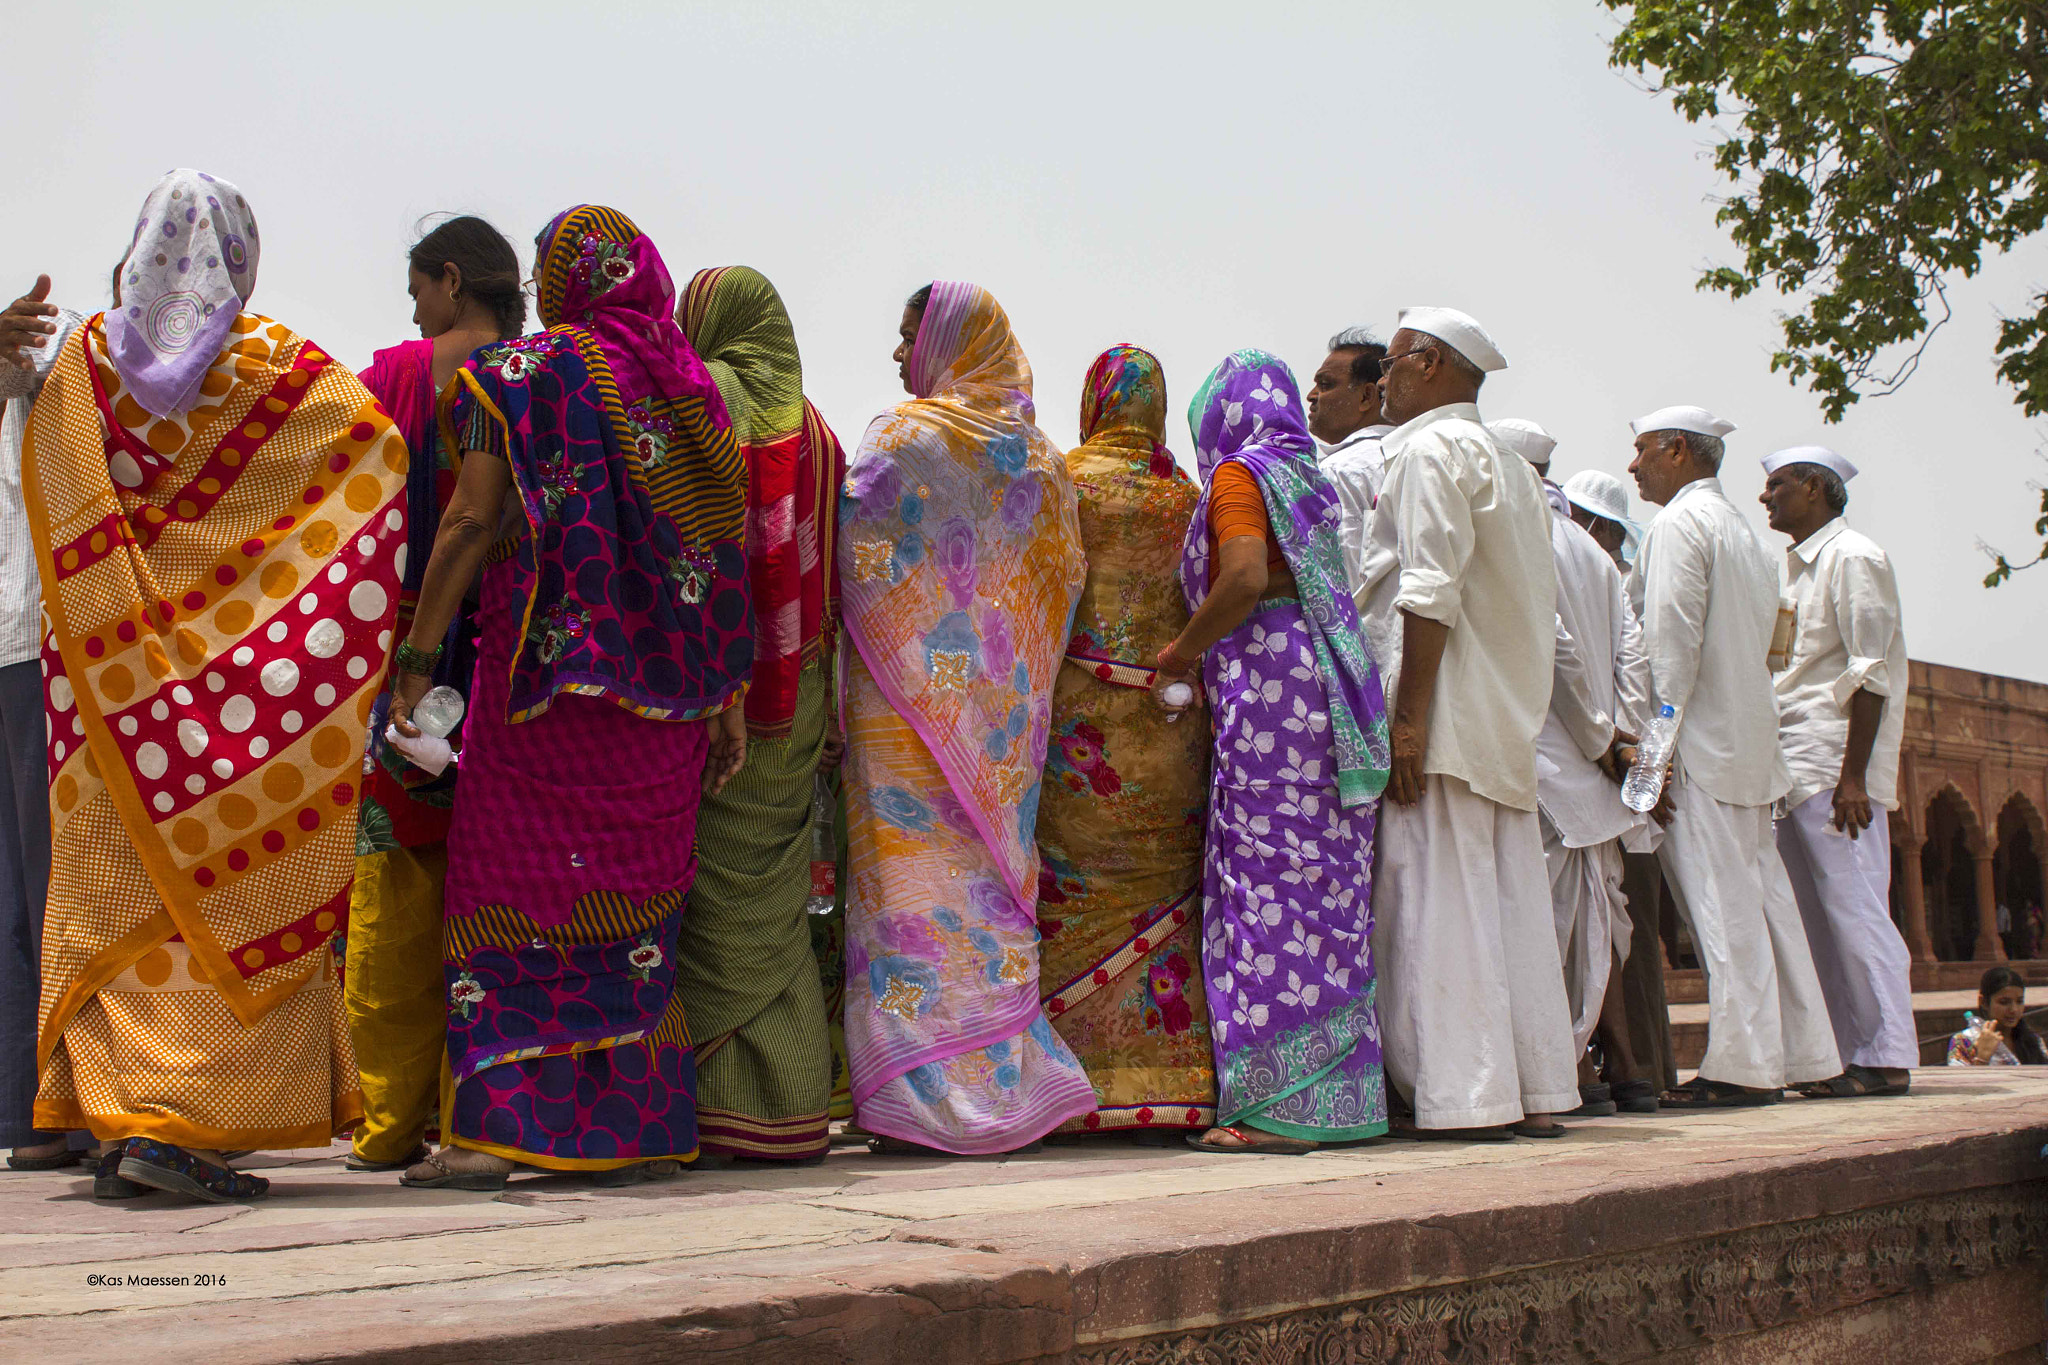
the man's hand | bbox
[1597,726,1637,785]
[1388,715,1428,806]
[704,704,748,795]
[1831,771,1873,839]
[1,276,59,372]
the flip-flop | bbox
[1184,1125,1316,1155]
[1796,1064,1911,1099]
[345,1143,431,1173]
[120,1138,270,1203]
[1660,1078,1781,1109]
[397,1151,511,1191]
[588,1159,683,1188]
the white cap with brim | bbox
[1488,418,1557,467]
[1762,444,1859,482]
[1560,468,1644,564]
[1631,405,1736,439]
[1396,306,1507,373]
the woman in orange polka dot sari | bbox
[23,170,405,1203]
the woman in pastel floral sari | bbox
[1152,351,1392,1154]
[838,281,1096,1154]
[388,205,751,1190]
[1036,345,1217,1139]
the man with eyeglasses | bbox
[1355,307,1579,1141]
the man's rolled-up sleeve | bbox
[1391,443,1475,628]
[1829,550,1902,711]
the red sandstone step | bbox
[1663,959,2048,1005]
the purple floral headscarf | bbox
[107,169,260,417]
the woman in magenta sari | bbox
[838,282,1096,1154]
[389,205,751,1189]
[1153,351,1392,1154]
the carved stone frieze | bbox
[1074,1185,2047,1365]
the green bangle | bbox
[394,640,442,677]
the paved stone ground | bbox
[2,1069,2045,1363]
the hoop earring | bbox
[450,290,462,304]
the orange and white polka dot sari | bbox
[24,313,405,1148]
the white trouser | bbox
[1540,818,1632,1053]
[1373,774,1581,1128]
[1775,794,1918,1071]
[1657,772,1841,1089]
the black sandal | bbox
[6,1147,85,1171]
[1610,1078,1660,1113]
[1797,1064,1910,1099]
[1564,1083,1616,1117]
[1659,1077,1781,1109]
[119,1138,270,1203]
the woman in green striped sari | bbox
[673,267,848,1163]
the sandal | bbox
[1391,1119,1513,1142]
[1797,1064,1911,1100]
[588,1159,683,1188]
[397,1151,511,1192]
[120,1138,270,1203]
[1610,1078,1660,1113]
[345,1143,431,1173]
[1564,1083,1616,1118]
[1660,1077,1781,1110]
[7,1147,85,1172]
[1509,1119,1568,1139]
[1184,1125,1316,1155]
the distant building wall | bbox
[1888,661,2048,962]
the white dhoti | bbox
[1373,774,1581,1128]
[1657,770,1840,1089]
[1539,818,1632,1053]
[1775,794,1918,1071]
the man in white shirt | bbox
[1491,421,1658,1113]
[1628,407,1839,1106]
[1360,309,1578,1138]
[1308,327,1395,595]
[1758,445,1915,1097]
[0,275,85,1166]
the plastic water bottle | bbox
[411,686,466,739]
[807,778,837,916]
[1622,703,1679,813]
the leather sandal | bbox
[397,1151,511,1191]
[1184,1125,1316,1155]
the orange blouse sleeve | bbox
[1208,462,1270,542]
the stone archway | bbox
[1921,787,1990,962]
[1994,793,2046,960]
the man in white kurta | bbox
[1490,422,1652,1061]
[1628,407,1839,1102]
[1307,327,1395,595]
[1759,445,1916,1093]
[1360,310,1579,1134]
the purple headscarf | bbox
[106,169,260,418]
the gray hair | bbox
[1327,325,1381,353]
[1785,461,1849,514]
[1656,428,1724,472]
[1414,332,1487,387]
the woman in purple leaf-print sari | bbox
[1151,350,1393,1153]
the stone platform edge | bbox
[6,1119,2046,1364]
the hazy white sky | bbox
[11,1,2046,678]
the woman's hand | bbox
[1,276,59,372]
[389,668,431,738]
[819,714,847,774]
[1973,1020,2006,1064]
[1151,644,1201,720]
[704,704,748,795]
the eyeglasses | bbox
[521,276,540,299]
[1377,345,1434,376]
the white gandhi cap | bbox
[1487,418,1557,467]
[1762,444,1859,482]
[1631,405,1737,439]
[1395,306,1507,373]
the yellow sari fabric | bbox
[27,314,404,1146]
[1037,345,1217,1132]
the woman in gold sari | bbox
[1036,345,1217,1137]
[27,169,404,1202]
